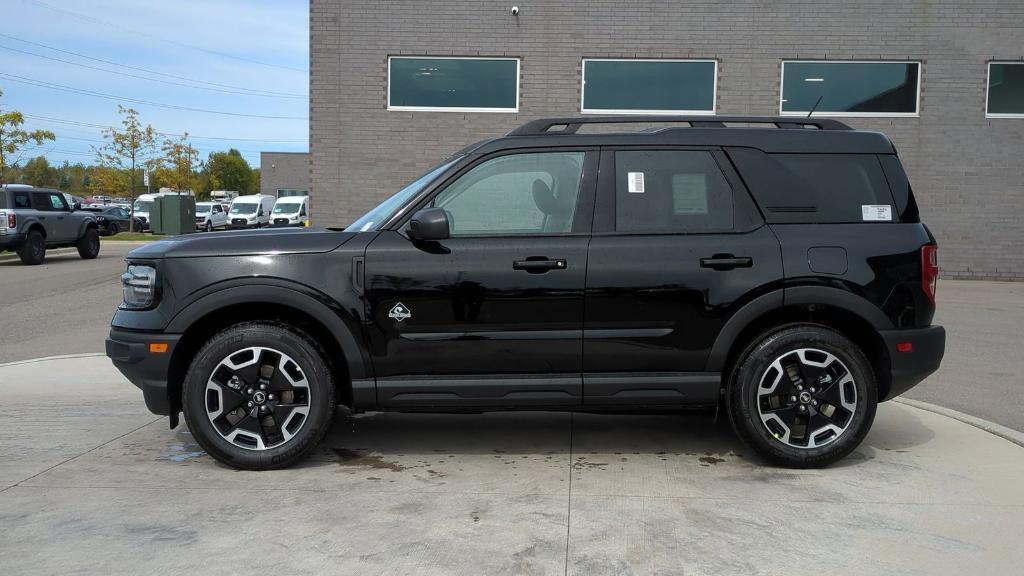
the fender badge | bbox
[388,302,412,322]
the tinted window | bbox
[987,63,1024,116]
[31,192,67,211]
[728,148,896,223]
[582,60,716,113]
[389,57,519,111]
[433,152,585,236]
[14,192,31,208]
[614,150,733,233]
[781,62,919,115]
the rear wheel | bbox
[108,223,119,236]
[728,324,876,468]
[17,230,45,265]
[76,228,100,259]
[182,322,336,470]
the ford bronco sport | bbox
[0,184,101,265]
[106,116,945,470]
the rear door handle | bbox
[513,258,567,273]
[700,254,752,271]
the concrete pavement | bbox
[1,355,1022,575]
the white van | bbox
[228,194,275,229]
[133,192,164,230]
[271,196,310,227]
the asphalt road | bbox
[0,242,137,364]
[1,244,1021,431]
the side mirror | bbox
[73,202,82,211]
[408,207,450,241]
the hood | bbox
[127,227,358,259]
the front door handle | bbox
[513,258,567,273]
[700,254,753,271]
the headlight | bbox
[121,264,157,309]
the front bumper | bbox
[0,232,27,250]
[879,325,946,400]
[106,328,182,416]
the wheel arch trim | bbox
[165,283,369,382]
[706,286,893,372]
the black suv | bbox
[106,117,945,470]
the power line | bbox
[0,43,307,100]
[0,72,308,120]
[22,0,307,73]
[23,114,307,143]
[0,33,306,98]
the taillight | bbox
[921,244,938,303]
[3,211,14,229]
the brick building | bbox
[260,152,310,198]
[310,1,1024,279]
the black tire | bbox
[17,230,45,265]
[182,322,336,470]
[204,221,213,232]
[108,223,119,236]
[727,324,877,468]
[76,227,100,259]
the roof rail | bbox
[507,115,852,136]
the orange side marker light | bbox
[149,343,169,354]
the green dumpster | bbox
[151,194,196,236]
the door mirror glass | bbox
[408,207,450,241]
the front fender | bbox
[165,282,370,381]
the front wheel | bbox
[204,221,213,232]
[76,228,100,259]
[727,324,876,468]
[108,223,119,236]
[182,322,336,470]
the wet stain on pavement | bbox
[332,448,406,472]
[699,455,726,466]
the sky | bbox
[0,0,308,169]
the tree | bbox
[94,106,157,230]
[0,89,55,184]
[23,156,57,187]
[250,168,261,194]
[157,133,200,195]
[204,148,253,194]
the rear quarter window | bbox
[727,148,897,224]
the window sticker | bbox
[627,172,645,193]
[861,205,892,221]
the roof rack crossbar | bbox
[507,116,852,136]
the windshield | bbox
[134,200,153,213]
[273,202,302,215]
[231,202,257,215]
[196,204,212,213]
[345,158,459,232]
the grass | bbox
[103,232,168,242]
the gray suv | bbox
[0,184,101,265]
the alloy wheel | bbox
[756,348,857,449]
[205,346,312,450]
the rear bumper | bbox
[0,233,26,250]
[106,328,182,416]
[879,325,946,400]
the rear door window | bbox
[613,150,734,233]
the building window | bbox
[277,189,309,197]
[387,56,519,112]
[987,62,1024,118]
[581,59,717,114]
[780,61,921,117]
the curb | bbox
[0,353,106,369]
[894,397,1024,448]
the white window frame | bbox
[580,58,718,115]
[986,61,1024,119]
[387,56,520,113]
[779,60,922,118]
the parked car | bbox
[132,193,162,231]
[195,202,229,232]
[1,184,101,264]
[228,194,275,229]
[271,196,309,227]
[82,206,143,236]
[107,116,945,471]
